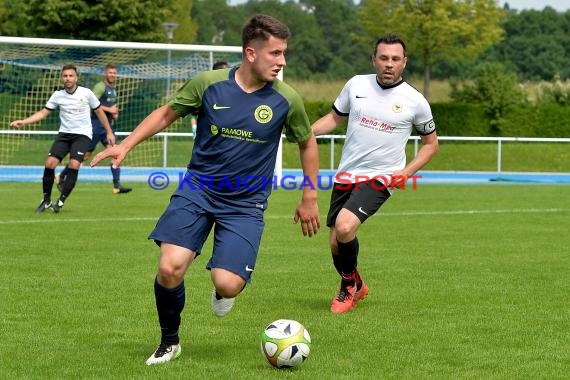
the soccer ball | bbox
[260,319,311,369]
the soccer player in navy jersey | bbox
[312,34,439,314]
[10,64,114,213]
[90,14,320,365]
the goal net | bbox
[0,36,245,180]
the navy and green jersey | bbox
[170,66,311,204]
[90,81,117,132]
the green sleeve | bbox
[91,81,105,99]
[168,78,202,118]
[168,70,228,118]
[275,81,312,143]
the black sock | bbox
[42,167,55,202]
[154,278,185,345]
[332,252,342,276]
[60,168,79,202]
[337,237,359,286]
[110,164,120,188]
[60,165,69,181]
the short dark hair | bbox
[61,64,77,74]
[373,34,407,57]
[241,14,290,50]
[105,63,117,71]
[212,61,229,70]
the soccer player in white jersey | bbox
[10,64,114,213]
[312,34,439,313]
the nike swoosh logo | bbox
[245,265,254,272]
[355,95,367,99]
[358,207,368,216]
[213,104,231,110]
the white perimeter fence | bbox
[1,130,569,175]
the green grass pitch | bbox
[1,182,569,379]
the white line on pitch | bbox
[0,208,567,225]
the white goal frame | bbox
[0,36,285,180]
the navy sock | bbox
[110,164,120,188]
[154,278,185,345]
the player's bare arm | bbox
[90,104,179,168]
[10,108,50,128]
[104,104,119,118]
[311,111,346,136]
[392,131,439,187]
[293,133,320,237]
[94,107,116,147]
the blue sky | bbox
[503,0,568,11]
[227,0,568,12]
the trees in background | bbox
[0,0,569,86]
[0,0,179,42]
[483,7,570,81]
[451,62,526,132]
[359,0,504,99]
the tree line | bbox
[1,0,569,97]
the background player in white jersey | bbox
[10,64,114,213]
[312,34,439,314]
[57,63,132,194]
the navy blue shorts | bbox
[148,190,265,282]
[88,127,116,152]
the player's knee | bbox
[216,283,244,298]
[334,221,356,241]
[68,160,81,170]
[212,269,245,298]
[157,265,185,286]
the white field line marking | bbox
[0,208,567,225]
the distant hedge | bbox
[304,101,570,138]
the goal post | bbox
[0,36,284,181]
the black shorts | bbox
[48,133,91,162]
[326,180,391,227]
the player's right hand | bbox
[90,144,126,168]
[10,120,24,129]
[110,105,119,120]
[106,132,116,147]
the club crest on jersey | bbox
[254,105,273,124]
[392,104,402,113]
[211,125,219,135]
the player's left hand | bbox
[10,120,24,129]
[90,144,126,169]
[106,132,116,147]
[390,171,408,189]
[293,199,320,237]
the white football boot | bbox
[211,289,235,317]
[145,343,181,365]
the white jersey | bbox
[333,74,435,183]
[45,86,101,139]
